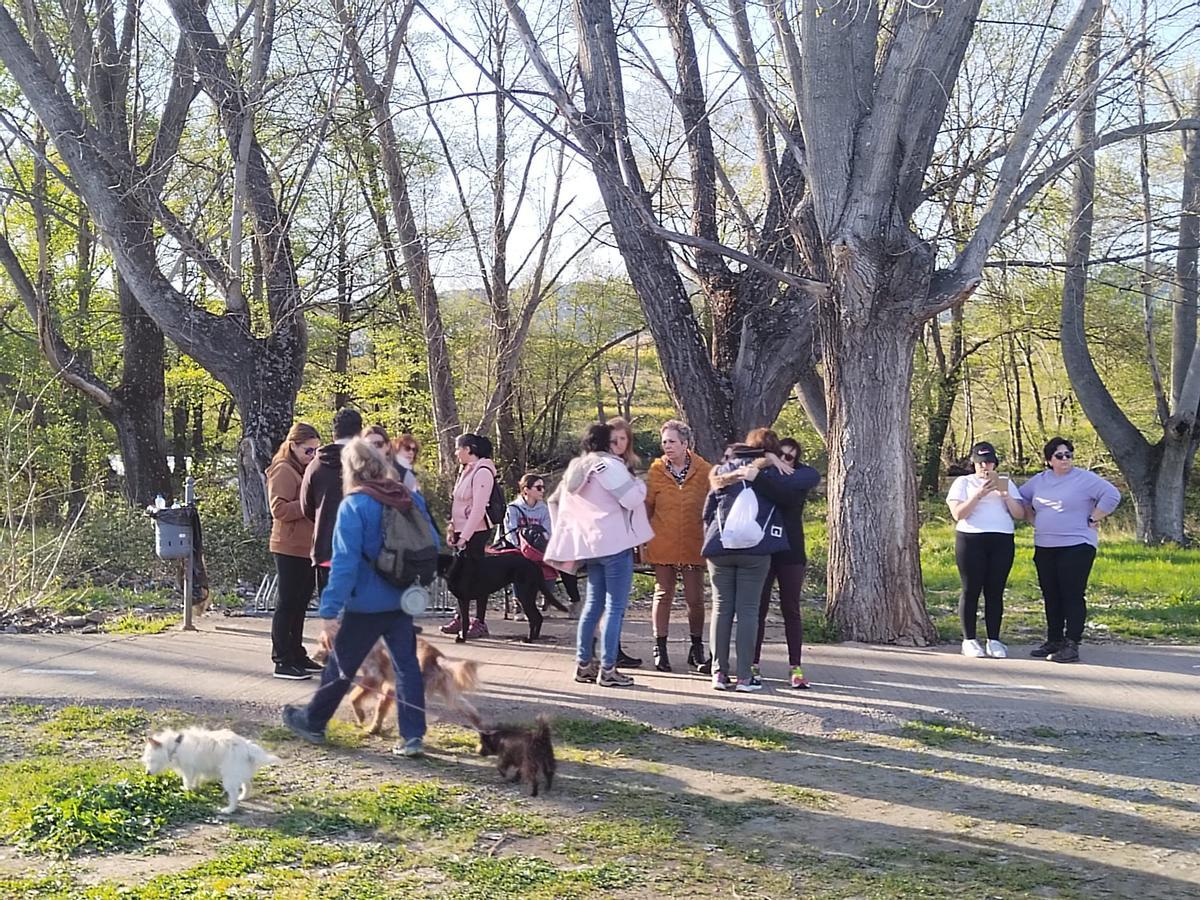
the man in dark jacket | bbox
[300,408,362,595]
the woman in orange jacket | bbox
[266,422,322,680]
[643,420,711,672]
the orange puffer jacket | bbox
[642,453,712,566]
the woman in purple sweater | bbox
[1017,437,1120,664]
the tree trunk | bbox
[822,283,936,645]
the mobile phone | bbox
[995,476,1009,494]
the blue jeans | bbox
[306,610,426,742]
[576,549,635,670]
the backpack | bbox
[718,481,768,550]
[373,502,438,590]
[473,467,506,527]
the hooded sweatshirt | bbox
[318,479,415,619]
[300,442,345,565]
[266,455,314,558]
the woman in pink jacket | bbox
[545,423,654,687]
[441,433,499,640]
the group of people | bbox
[947,437,1121,664]
[267,406,1123,752]
[498,418,820,692]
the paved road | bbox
[2,613,1198,734]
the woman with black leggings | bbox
[946,442,1026,659]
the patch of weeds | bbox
[103,612,180,635]
[770,784,835,810]
[843,844,1082,898]
[427,721,480,752]
[437,855,638,899]
[677,793,785,828]
[1026,725,1064,739]
[7,768,214,856]
[99,829,387,899]
[0,702,46,724]
[41,705,149,740]
[569,815,680,854]
[799,603,839,643]
[900,718,992,748]
[679,715,792,750]
[553,716,653,747]
[277,781,549,845]
[0,872,76,898]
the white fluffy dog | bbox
[141,727,279,814]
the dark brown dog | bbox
[313,637,481,734]
[478,716,555,796]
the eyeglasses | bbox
[301,446,317,456]
[1052,451,1073,460]
[531,485,545,491]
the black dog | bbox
[479,717,555,796]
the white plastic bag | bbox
[718,482,763,549]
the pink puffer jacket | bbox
[544,453,654,572]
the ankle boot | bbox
[653,637,672,672]
[687,635,705,669]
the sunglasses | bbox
[781,452,796,463]
[531,484,545,491]
[301,446,317,456]
[1052,451,1073,460]
[367,440,387,449]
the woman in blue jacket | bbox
[283,438,427,756]
[703,428,809,693]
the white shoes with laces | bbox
[961,639,986,658]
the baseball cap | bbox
[969,442,999,464]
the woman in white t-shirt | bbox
[945,442,1026,659]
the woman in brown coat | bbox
[643,420,711,672]
[267,422,322,680]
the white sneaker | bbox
[961,639,986,658]
[986,640,1008,659]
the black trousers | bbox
[954,532,1014,641]
[271,552,315,665]
[1033,543,1096,643]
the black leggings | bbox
[272,553,315,664]
[954,532,1014,641]
[1033,543,1096,643]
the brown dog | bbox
[313,636,481,735]
[478,717,555,796]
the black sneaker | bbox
[282,704,326,744]
[1048,640,1080,663]
[298,657,324,673]
[1030,640,1062,659]
[274,663,313,680]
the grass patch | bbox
[679,715,792,750]
[0,702,46,724]
[427,721,480,752]
[569,815,680,854]
[275,780,549,844]
[900,718,992,748]
[103,612,181,635]
[553,716,653,747]
[437,855,638,899]
[0,759,214,857]
[41,705,149,740]
[920,522,1200,644]
[770,784,836,809]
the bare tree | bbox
[489,0,1108,643]
[1062,32,1200,545]
[0,0,316,528]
